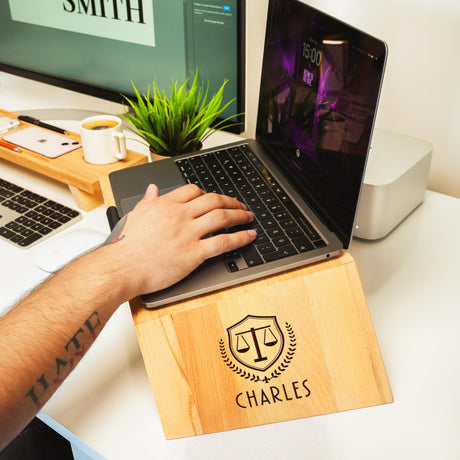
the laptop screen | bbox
[256,0,387,247]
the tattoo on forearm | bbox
[25,311,102,409]
[104,215,128,246]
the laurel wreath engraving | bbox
[219,322,296,383]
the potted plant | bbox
[120,70,242,159]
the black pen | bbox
[18,115,68,135]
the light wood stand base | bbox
[99,155,393,440]
[131,252,393,439]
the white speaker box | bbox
[354,129,432,240]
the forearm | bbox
[0,245,126,450]
[0,184,256,450]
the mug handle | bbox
[113,132,127,160]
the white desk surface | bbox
[1,128,459,459]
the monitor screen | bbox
[0,0,245,132]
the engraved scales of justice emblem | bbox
[219,315,296,383]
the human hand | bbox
[104,184,256,300]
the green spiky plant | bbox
[120,71,242,156]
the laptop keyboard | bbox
[176,144,326,272]
[0,178,81,249]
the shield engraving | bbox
[227,315,284,372]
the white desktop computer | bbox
[354,129,432,240]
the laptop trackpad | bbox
[120,186,180,215]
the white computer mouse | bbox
[33,228,108,273]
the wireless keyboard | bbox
[0,178,81,248]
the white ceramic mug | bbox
[80,115,127,164]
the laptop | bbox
[108,0,387,308]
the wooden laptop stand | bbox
[101,177,393,439]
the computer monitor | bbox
[0,0,245,132]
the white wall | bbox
[0,71,123,115]
[246,0,460,198]
[1,0,459,197]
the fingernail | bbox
[247,229,257,237]
[241,202,248,210]
[146,184,159,198]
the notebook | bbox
[108,0,387,308]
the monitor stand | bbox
[0,108,147,210]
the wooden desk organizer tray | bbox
[100,164,393,440]
[0,109,147,211]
